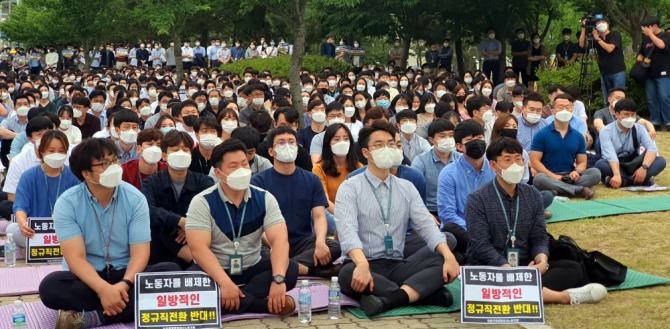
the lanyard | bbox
[364,174,393,234]
[91,198,118,275]
[493,180,520,248]
[223,201,248,253]
[43,167,63,215]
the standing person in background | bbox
[245,42,259,59]
[480,28,502,84]
[181,41,194,71]
[165,42,176,70]
[439,39,454,72]
[320,37,336,58]
[389,39,404,64]
[115,43,128,69]
[511,28,530,86]
[46,47,59,70]
[208,39,220,69]
[526,33,547,93]
[231,40,245,61]
[193,40,207,68]
[556,28,580,68]
[425,42,440,75]
[639,16,670,130]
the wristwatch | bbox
[642,164,650,170]
[272,274,286,284]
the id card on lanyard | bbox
[493,181,520,267]
[224,202,247,275]
[364,174,394,257]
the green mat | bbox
[347,280,461,319]
[346,269,670,319]
[546,196,670,223]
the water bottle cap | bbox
[301,279,309,285]
[331,277,338,282]
[14,300,22,307]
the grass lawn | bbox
[544,131,670,329]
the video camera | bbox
[582,13,604,38]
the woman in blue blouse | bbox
[6,130,80,249]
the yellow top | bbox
[312,162,363,202]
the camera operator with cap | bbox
[579,15,626,106]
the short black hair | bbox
[553,93,574,104]
[523,92,544,106]
[26,116,54,138]
[608,87,626,97]
[547,84,565,95]
[230,126,260,150]
[273,106,299,123]
[614,98,637,113]
[39,111,60,128]
[641,16,661,27]
[562,28,572,35]
[72,96,90,108]
[486,137,524,161]
[358,120,397,148]
[113,109,140,127]
[160,130,194,152]
[89,89,106,101]
[427,119,455,138]
[195,116,222,136]
[248,110,273,134]
[395,109,417,123]
[69,137,118,181]
[212,138,248,169]
[454,119,484,144]
[495,101,514,114]
[372,89,390,100]
[326,101,344,115]
[466,95,492,118]
[266,126,297,148]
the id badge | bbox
[229,254,243,275]
[506,248,519,267]
[384,235,394,256]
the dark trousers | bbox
[339,252,445,301]
[0,200,13,221]
[149,228,186,267]
[189,257,298,313]
[595,157,666,185]
[403,232,457,260]
[210,60,220,68]
[442,223,469,263]
[513,66,528,87]
[39,262,181,324]
[483,59,501,84]
[290,236,341,268]
[542,259,589,291]
[182,61,192,71]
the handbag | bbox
[617,125,647,175]
[548,234,627,286]
[630,44,655,85]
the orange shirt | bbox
[312,162,363,202]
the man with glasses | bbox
[530,94,601,199]
[336,121,459,316]
[39,138,180,328]
[252,126,342,278]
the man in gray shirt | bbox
[336,121,459,316]
[480,27,502,84]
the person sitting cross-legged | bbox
[252,126,342,278]
[596,98,666,188]
[39,138,180,329]
[336,120,459,316]
[530,94,601,199]
[466,137,608,305]
[186,139,299,316]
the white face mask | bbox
[312,111,326,123]
[436,90,447,98]
[167,150,192,170]
[436,138,456,153]
[399,80,409,87]
[400,122,417,134]
[209,98,220,107]
[43,153,67,169]
[96,164,123,189]
[391,148,404,169]
[328,80,337,87]
[91,103,105,113]
[513,101,524,109]
[237,98,248,108]
[331,141,350,156]
[221,120,238,134]
[389,81,398,88]
[274,144,298,163]
[141,146,163,164]
[302,96,310,106]
[303,85,314,93]
[160,103,168,113]
[252,97,264,106]
[355,100,367,109]
[482,88,493,97]
[424,104,436,113]
[140,106,153,116]
[596,23,608,33]
[370,147,395,170]
[525,113,542,124]
[197,103,206,112]
[621,117,636,129]
[223,167,252,191]
[356,84,366,91]
[464,77,472,84]
[482,110,494,123]
[199,134,218,150]
[16,106,30,117]
[328,118,345,126]
[41,91,49,99]
[344,106,356,118]
[148,89,157,97]
[119,129,138,144]
[555,110,573,122]
[130,97,139,105]
[498,163,525,184]
[505,80,516,88]
[223,90,234,98]
[59,119,72,130]
[488,33,496,39]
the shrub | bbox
[536,58,648,118]
[217,55,352,79]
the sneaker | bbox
[54,310,86,329]
[580,187,595,200]
[604,176,611,187]
[268,295,295,317]
[359,294,390,316]
[566,283,608,305]
[646,176,655,186]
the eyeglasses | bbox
[369,142,397,150]
[91,157,120,170]
[273,140,297,148]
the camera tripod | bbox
[579,37,599,120]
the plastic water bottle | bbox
[328,276,341,319]
[554,196,570,202]
[12,299,26,327]
[5,233,16,268]
[298,280,312,323]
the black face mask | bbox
[500,128,518,140]
[464,139,486,159]
[182,115,199,127]
[456,95,466,103]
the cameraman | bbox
[639,16,670,129]
[579,15,626,106]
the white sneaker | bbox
[566,283,608,305]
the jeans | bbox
[325,210,336,235]
[645,77,670,126]
[600,71,626,106]
[595,157,666,185]
[533,168,601,196]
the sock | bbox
[387,289,410,309]
[85,311,102,328]
[307,267,318,277]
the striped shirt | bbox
[335,169,445,260]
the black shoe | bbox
[654,124,661,131]
[359,294,390,316]
[419,286,454,307]
[604,176,611,187]
[645,176,655,186]
[318,263,343,278]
